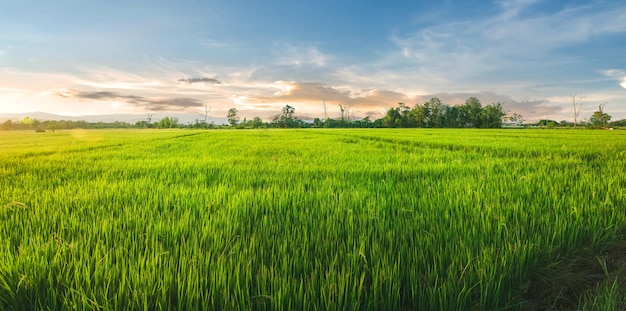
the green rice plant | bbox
[1,128,625,310]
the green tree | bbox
[135,120,151,128]
[410,103,429,127]
[313,118,323,128]
[361,116,373,128]
[610,118,626,127]
[32,119,42,131]
[156,116,179,128]
[46,122,60,132]
[281,105,296,127]
[251,116,264,128]
[427,97,444,128]
[227,108,239,126]
[1,120,14,131]
[443,105,460,127]
[383,106,401,128]
[459,97,483,128]
[590,103,611,128]
[21,116,34,126]
[483,102,506,128]
[559,120,572,127]
[271,105,298,128]
[537,119,558,128]
[397,103,411,127]
[324,118,338,128]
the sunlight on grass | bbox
[1,129,625,309]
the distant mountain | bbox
[0,112,71,121]
[0,112,228,125]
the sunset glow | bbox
[1,1,625,122]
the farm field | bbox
[1,128,626,310]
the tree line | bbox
[0,117,134,131]
[223,97,510,129]
[1,96,619,131]
[380,97,506,128]
[225,96,615,129]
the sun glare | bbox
[271,81,295,96]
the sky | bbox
[1,0,625,122]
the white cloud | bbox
[0,87,22,92]
[77,80,162,90]
[73,66,166,90]
[271,42,328,67]
[484,4,626,52]
[390,1,626,84]
[199,38,232,48]
[601,69,626,89]
[497,0,541,19]
[0,68,78,90]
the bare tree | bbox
[203,103,211,123]
[339,104,351,122]
[508,113,525,125]
[571,94,586,129]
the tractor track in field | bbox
[8,131,209,160]
[317,131,605,163]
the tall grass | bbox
[1,128,625,309]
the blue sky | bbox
[1,0,625,122]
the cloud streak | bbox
[55,89,205,111]
[601,69,626,89]
[178,77,221,84]
[244,82,408,107]
[271,42,328,67]
[390,1,626,87]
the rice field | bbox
[1,128,625,310]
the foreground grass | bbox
[1,128,625,310]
